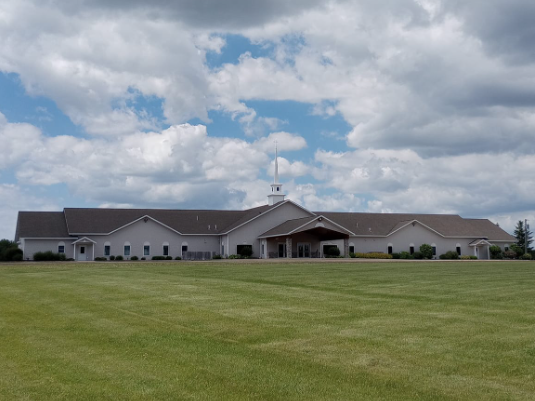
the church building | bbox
[15,150,515,261]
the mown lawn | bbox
[0,261,534,400]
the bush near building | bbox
[0,239,22,262]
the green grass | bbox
[1,261,534,400]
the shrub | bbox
[412,251,423,260]
[165,256,173,260]
[141,257,146,260]
[213,254,222,259]
[439,250,459,260]
[238,246,253,258]
[228,254,240,259]
[419,244,433,259]
[489,245,503,259]
[399,251,413,259]
[109,255,116,261]
[391,252,400,259]
[174,256,182,260]
[115,255,124,261]
[33,251,64,261]
[510,245,524,258]
[325,246,341,258]
[4,247,23,261]
[460,255,471,260]
[94,257,107,261]
[152,256,164,260]
[503,250,517,259]
[130,256,139,261]
[521,253,532,260]
[353,252,392,259]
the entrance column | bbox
[343,237,349,258]
[286,237,292,258]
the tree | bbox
[0,239,19,261]
[513,221,533,252]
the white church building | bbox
[15,151,515,261]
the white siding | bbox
[227,202,312,257]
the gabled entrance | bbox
[72,237,97,261]
[260,215,354,258]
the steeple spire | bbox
[274,141,280,184]
[268,141,285,205]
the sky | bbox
[1,0,534,240]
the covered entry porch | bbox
[72,237,96,261]
[259,216,353,258]
[469,239,492,260]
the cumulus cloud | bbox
[1,115,281,214]
[0,184,60,240]
[1,0,535,239]
[312,147,535,232]
[254,131,307,153]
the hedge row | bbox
[350,252,393,259]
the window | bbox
[456,246,461,255]
[410,246,415,255]
[163,245,169,256]
[505,245,509,252]
[104,242,111,256]
[144,245,150,256]
[58,242,65,254]
[387,245,393,255]
[431,243,437,256]
[124,243,131,256]
[349,245,355,254]
[182,245,188,253]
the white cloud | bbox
[254,131,307,153]
[312,147,535,232]
[1,0,534,239]
[0,184,60,240]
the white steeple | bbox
[268,142,285,205]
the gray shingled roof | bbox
[15,211,70,241]
[462,219,516,241]
[63,206,273,235]
[259,217,317,237]
[16,205,515,242]
[259,215,354,238]
[313,212,516,241]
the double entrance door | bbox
[297,243,311,258]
